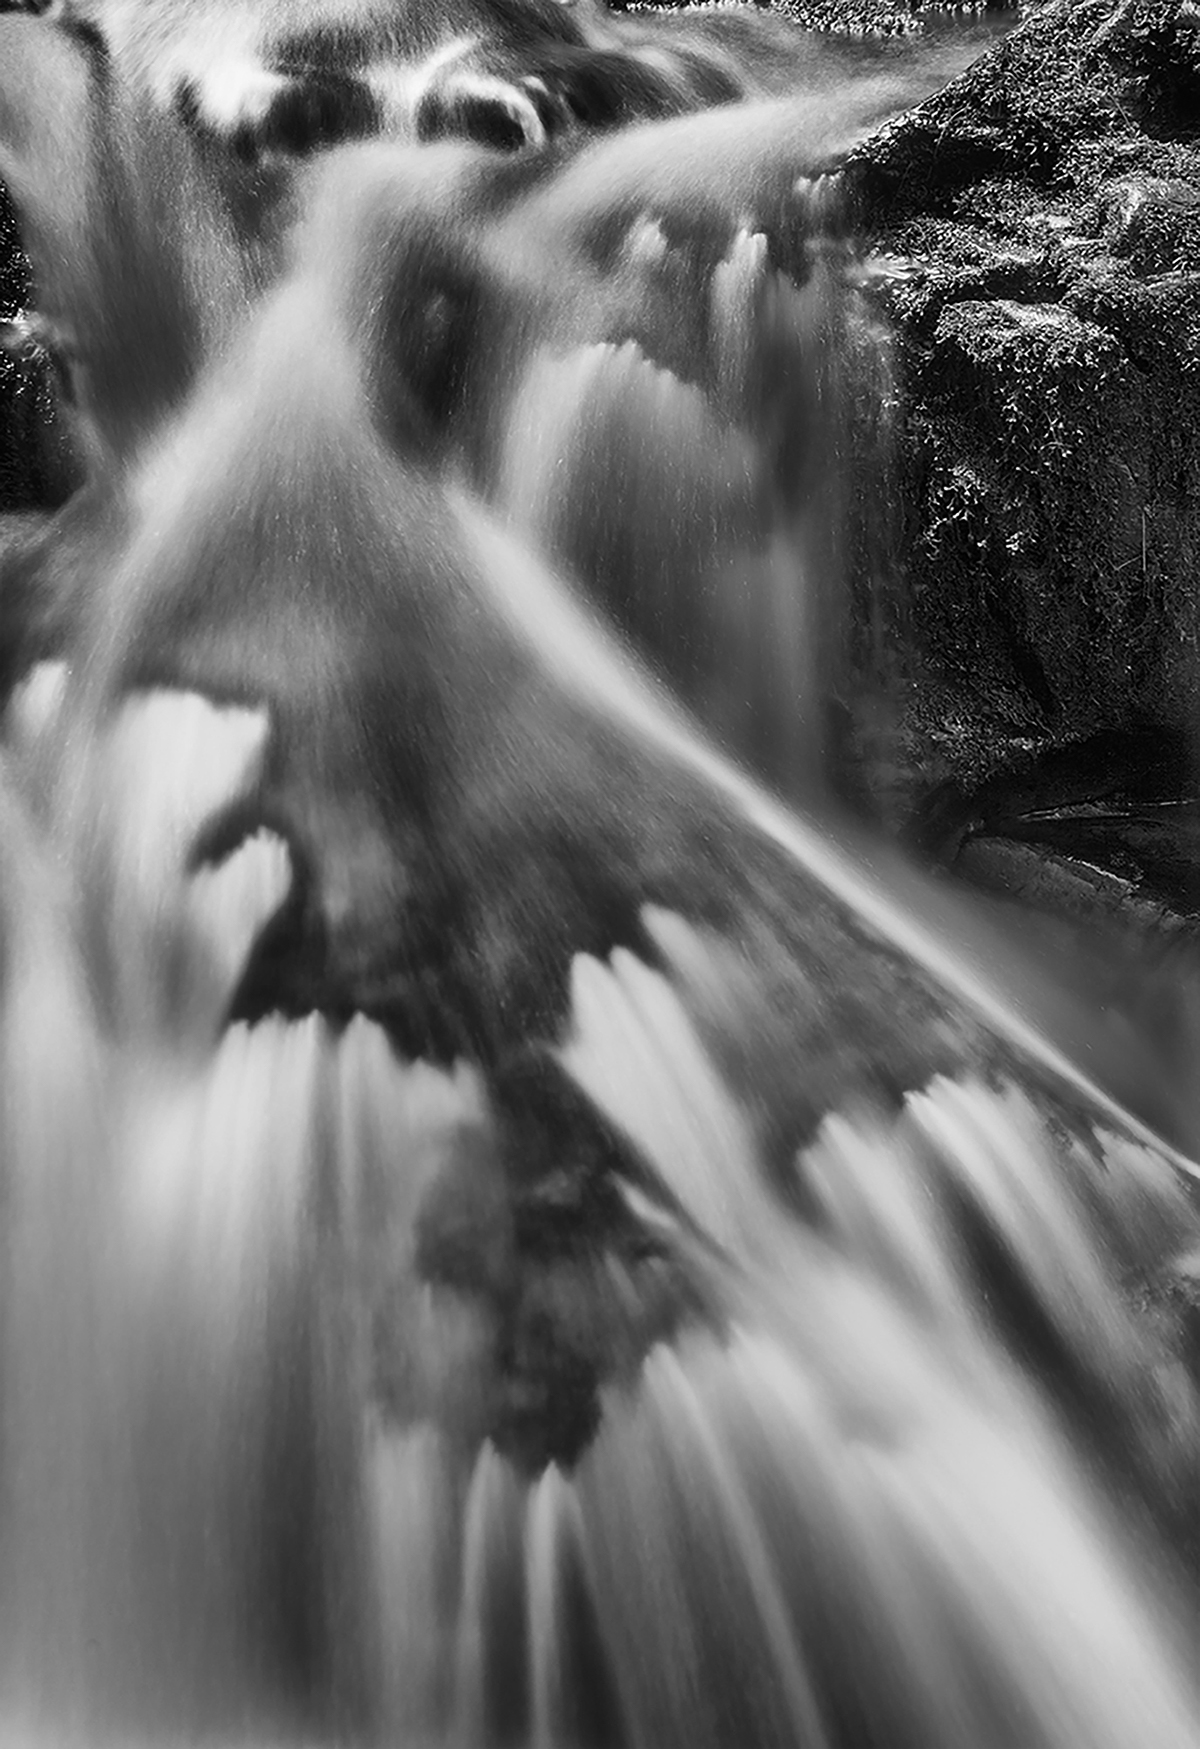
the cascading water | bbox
[495,167,897,801]
[5,677,1200,1749]
[1,16,1200,1749]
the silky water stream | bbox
[2,26,1200,1749]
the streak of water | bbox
[497,176,876,800]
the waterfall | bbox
[0,17,1199,1749]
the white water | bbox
[1,642,1198,1749]
[495,176,878,802]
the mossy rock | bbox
[843,0,1200,830]
[0,182,63,516]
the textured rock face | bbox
[841,0,1200,837]
[0,184,65,515]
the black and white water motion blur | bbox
[1,1,1200,1745]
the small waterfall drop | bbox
[495,168,897,805]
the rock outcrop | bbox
[839,0,1200,860]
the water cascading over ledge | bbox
[494,164,901,802]
[1,6,1200,1747]
[4,668,1200,1749]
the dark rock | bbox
[0,180,76,515]
[840,0,1200,851]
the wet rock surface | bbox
[838,0,1200,899]
[0,185,64,514]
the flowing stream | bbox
[1,16,1200,1749]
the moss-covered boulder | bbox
[0,183,63,515]
[841,0,1200,847]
